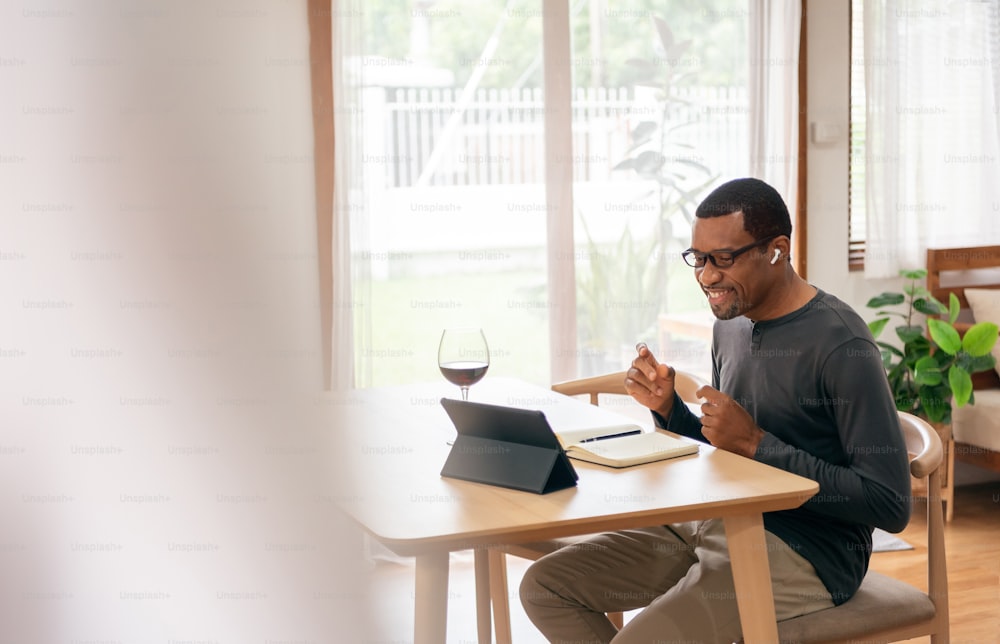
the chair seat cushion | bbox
[777,571,936,642]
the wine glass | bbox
[438,328,490,400]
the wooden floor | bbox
[369,481,1000,642]
[867,481,1000,644]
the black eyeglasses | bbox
[681,235,779,269]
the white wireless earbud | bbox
[770,249,781,265]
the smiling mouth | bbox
[704,288,732,303]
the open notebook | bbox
[536,395,700,467]
[557,427,699,468]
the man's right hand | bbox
[624,343,676,419]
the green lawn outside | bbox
[365,269,551,387]
[363,260,709,388]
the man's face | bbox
[689,212,773,321]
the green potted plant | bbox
[866,268,1000,424]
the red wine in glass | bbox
[439,361,489,388]
[438,328,490,400]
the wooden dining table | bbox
[330,377,819,643]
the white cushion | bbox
[952,388,1000,453]
[963,287,1000,379]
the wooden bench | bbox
[926,247,1000,508]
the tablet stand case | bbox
[439,398,578,494]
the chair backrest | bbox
[551,369,708,406]
[897,411,949,629]
[673,370,709,404]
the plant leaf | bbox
[866,292,905,308]
[672,157,713,175]
[928,319,962,355]
[926,293,946,310]
[876,340,903,357]
[630,121,658,146]
[653,16,674,51]
[633,150,666,176]
[896,325,925,345]
[919,386,951,423]
[961,321,999,357]
[664,125,695,137]
[949,365,974,407]
[948,293,961,324]
[908,335,933,358]
[899,268,927,280]
[655,174,678,187]
[913,297,947,316]
[913,355,943,386]
[868,317,890,339]
[969,353,997,373]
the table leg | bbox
[723,513,779,644]
[474,549,492,643]
[414,551,449,644]
[488,549,513,644]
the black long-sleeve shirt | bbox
[656,289,912,604]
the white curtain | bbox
[749,0,801,221]
[865,0,1000,278]
[332,2,371,388]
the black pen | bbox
[579,429,642,443]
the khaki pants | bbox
[519,519,834,644]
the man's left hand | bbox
[696,385,765,459]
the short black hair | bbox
[695,177,792,241]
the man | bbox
[520,177,912,643]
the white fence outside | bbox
[366,84,749,189]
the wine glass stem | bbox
[461,386,469,401]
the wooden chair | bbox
[775,411,949,643]
[549,368,707,407]
[485,369,709,644]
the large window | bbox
[351,0,751,387]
